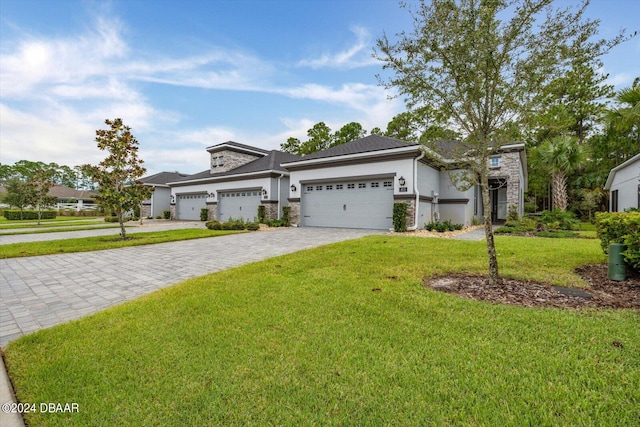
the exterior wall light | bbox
[290,184,297,192]
[398,176,406,186]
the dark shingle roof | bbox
[139,171,189,186]
[172,150,301,183]
[289,134,419,162]
[206,140,271,155]
[49,185,97,200]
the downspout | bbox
[408,151,426,230]
[277,173,285,220]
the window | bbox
[306,186,313,191]
[326,185,333,190]
[612,190,619,212]
[383,181,393,187]
[316,185,323,191]
[336,184,344,190]
[371,182,379,188]
[490,156,500,168]
[358,183,366,189]
[347,183,355,189]
[211,155,225,168]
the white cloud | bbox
[297,26,379,69]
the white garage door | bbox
[219,190,262,222]
[302,178,394,229]
[177,194,207,220]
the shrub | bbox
[246,222,260,231]
[393,203,407,232]
[200,208,209,221]
[424,219,463,232]
[264,219,286,227]
[205,220,222,230]
[506,205,520,222]
[595,211,640,270]
[282,206,291,227]
[104,216,120,223]
[257,205,266,223]
[539,209,580,231]
[3,210,57,220]
[163,210,171,220]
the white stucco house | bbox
[604,153,640,212]
[282,135,527,229]
[139,171,189,218]
[163,135,527,230]
[167,142,301,221]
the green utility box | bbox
[608,243,627,281]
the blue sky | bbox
[1,0,639,176]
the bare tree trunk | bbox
[116,208,127,240]
[480,170,499,285]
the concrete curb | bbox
[0,352,24,427]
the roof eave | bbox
[281,145,423,168]
[168,169,289,186]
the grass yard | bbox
[0,229,245,259]
[0,224,121,235]
[4,235,639,426]
[0,216,103,227]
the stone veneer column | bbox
[393,196,416,229]
[262,201,279,221]
[170,204,176,220]
[206,202,217,221]
[141,203,151,219]
[288,199,301,226]
[490,152,521,216]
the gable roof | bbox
[170,150,301,185]
[293,134,419,162]
[604,152,640,190]
[49,185,97,200]
[139,171,189,186]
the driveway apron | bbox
[0,228,380,347]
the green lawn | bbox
[0,216,103,227]
[4,235,638,426]
[0,229,245,258]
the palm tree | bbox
[606,80,640,151]
[534,135,586,211]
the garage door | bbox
[219,190,262,222]
[176,193,207,220]
[302,178,394,229]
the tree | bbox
[606,80,640,151]
[3,178,33,219]
[534,135,586,211]
[281,121,368,155]
[333,122,367,146]
[375,0,628,284]
[82,118,152,239]
[531,54,613,144]
[25,167,57,225]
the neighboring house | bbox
[604,153,640,212]
[0,185,97,211]
[139,171,189,218]
[49,185,98,211]
[282,135,527,229]
[167,142,301,221]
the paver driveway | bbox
[0,228,380,346]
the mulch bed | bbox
[424,264,640,309]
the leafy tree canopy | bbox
[82,118,151,239]
[375,0,629,284]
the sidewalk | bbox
[0,220,206,244]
